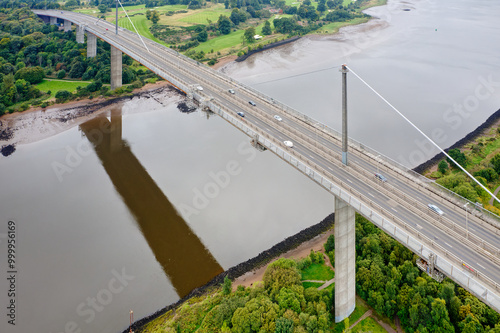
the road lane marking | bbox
[469,228,475,232]
[327,167,334,171]
[445,242,453,248]
[346,179,353,183]
[368,193,375,198]
[477,263,485,269]
[416,224,423,229]
[391,208,397,212]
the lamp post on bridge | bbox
[115,0,118,35]
[464,202,470,239]
[340,64,349,166]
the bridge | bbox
[34,9,500,321]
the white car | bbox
[284,141,293,148]
[228,89,235,94]
[428,204,444,216]
[274,115,282,121]
[196,86,203,91]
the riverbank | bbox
[126,213,334,333]
[0,81,177,156]
[413,107,500,174]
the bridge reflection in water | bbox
[79,112,224,298]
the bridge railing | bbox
[41,10,500,228]
[207,96,500,312]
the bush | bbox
[474,168,498,182]
[438,160,448,174]
[57,69,66,79]
[55,90,72,102]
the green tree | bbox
[474,168,498,182]
[57,69,66,79]
[151,10,161,24]
[263,258,301,300]
[275,317,294,333]
[438,160,449,174]
[491,154,500,174]
[262,20,272,35]
[55,90,72,102]
[217,15,232,35]
[222,276,232,295]
[447,148,468,168]
[197,29,208,42]
[146,10,152,20]
[98,4,107,13]
[14,66,44,84]
[243,27,256,43]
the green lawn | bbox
[36,79,91,96]
[302,281,324,289]
[352,317,387,333]
[179,6,230,25]
[301,263,335,281]
[349,296,370,325]
[192,29,245,54]
[117,15,164,44]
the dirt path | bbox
[349,309,372,329]
[232,229,334,290]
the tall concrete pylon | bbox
[63,19,71,32]
[334,196,356,322]
[341,64,349,165]
[76,25,85,44]
[110,45,122,90]
[86,33,96,58]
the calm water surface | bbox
[1,0,500,332]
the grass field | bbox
[302,281,324,289]
[36,79,91,96]
[352,317,387,333]
[117,15,162,43]
[179,5,230,25]
[301,263,335,281]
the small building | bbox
[254,34,262,40]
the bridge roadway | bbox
[35,10,500,311]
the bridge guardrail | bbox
[34,10,500,311]
[207,97,500,312]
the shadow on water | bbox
[79,110,224,298]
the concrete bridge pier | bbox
[63,19,71,32]
[87,33,97,58]
[50,16,57,25]
[110,45,122,90]
[76,25,85,43]
[334,196,356,322]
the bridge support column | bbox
[87,33,96,58]
[76,25,85,44]
[50,16,57,25]
[63,19,71,32]
[110,45,122,90]
[334,196,356,322]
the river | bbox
[1,0,499,332]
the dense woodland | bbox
[0,6,156,115]
[142,215,500,333]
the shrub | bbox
[57,69,66,79]
[438,160,448,174]
[55,90,72,102]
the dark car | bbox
[237,112,245,117]
[248,101,256,106]
[375,173,387,182]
